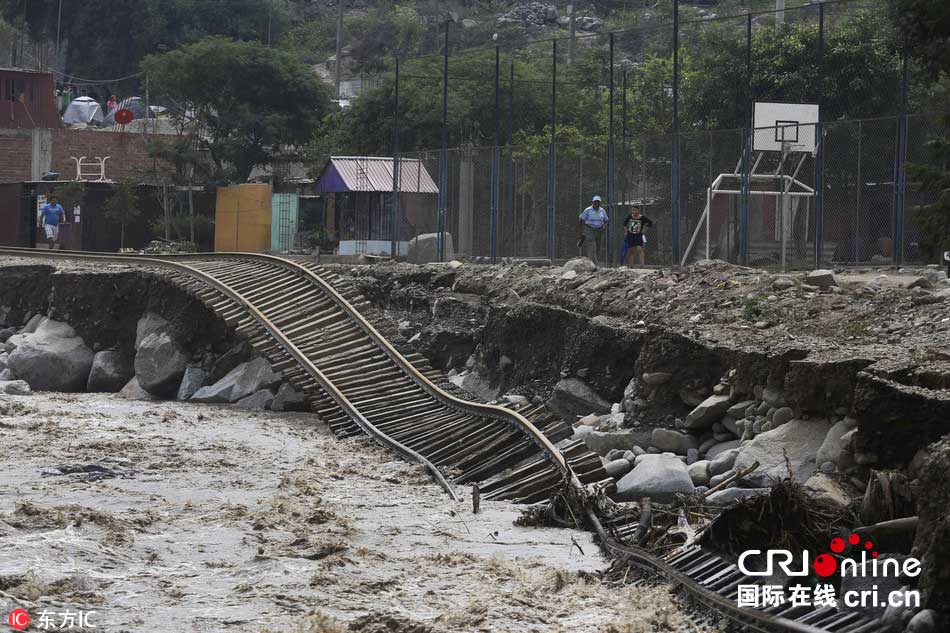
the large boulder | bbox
[547,378,612,419]
[802,473,853,509]
[804,269,838,288]
[448,370,500,401]
[86,350,133,392]
[733,418,832,487]
[683,395,731,431]
[7,319,93,392]
[135,312,172,349]
[614,453,695,503]
[191,358,282,404]
[177,367,209,401]
[408,232,455,264]
[271,382,308,412]
[134,332,189,396]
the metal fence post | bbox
[507,59,515,258]
[814,3,825,267]
[671,0,681,264]
[438,21,449,262]
[548,40,557,261]
[607,33,615,267]
[390,56,400,260]
[894,37,909,266]
[491,45,500,263]
[740,12,752,266]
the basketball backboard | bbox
[753,102,819,153]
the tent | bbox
[62,96,104,125]
[102,96,155,126]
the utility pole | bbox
[568,3,576,65]
[335,0,345,99]
[55,0,63,59]
[775,0,785,25]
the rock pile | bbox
[567,368,860,509]
[0,308,308,413]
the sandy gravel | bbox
[0,394,701,633]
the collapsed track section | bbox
[0,248,887,633]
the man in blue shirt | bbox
[578,195,608,266]
[38,196,66,248]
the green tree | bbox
[895,0,950,259]
[142,37,333,182]
[101,179,142,250]
[3,0,287,86]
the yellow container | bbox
[214,184,272,252]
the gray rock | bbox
[705,487,770,506]
[503,394,529,406]
[583,429,650,456]
[235,388,276,410]
[819,461,835,474]
[0,380,31,395]
[604,458,633,478]
[0,327,15,342]
[803,473,853,509]
[209,342,252,383]
[117,376,158,401]
[688,460,710,486]
[561,257,596,274]
[577,412,601,428]
[135,332,189,396]
[651,428,699,455]
[734,418,832,487]
[706,440,741,460]
[547,377,612,418]
[271,382,308,412]
[0,351,7,371]
[614,453,695,503]
[720,415,738,435]
[906,609,938,633]
[135,312,172,349]
[708,470,734,488]
[7,319,93,392]
[605,449,625,462]
[709,448,741,476]
[698,436,718,454]
[177,367,209,401]
[86,350,133,392]
[772,406,794,427]
[22,313,47,334]
[0,368,13,380]
[805,269,839,288]
[773,277,795,290]
[408,232,454,264]
[683,395,731,431]
[727,400,756,419]
[762,387,786,408]
[686,448,699,465]
[641,372,672,386]
[572,425,595,439]
[817,418,853,466]
[191,357,282,404]
[449,370,500,401]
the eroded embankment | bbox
[336,258,950,619]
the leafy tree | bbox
[101,179,142,250]
[142,37,333,182]
[895,0,950,259]
[3,0,288,86]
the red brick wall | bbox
[51,129,166,182]
[0,131,33,183]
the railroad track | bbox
[0,248,888,633]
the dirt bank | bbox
[0,393,703,632]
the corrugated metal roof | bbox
[323,156,439,194]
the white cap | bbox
[592,195,602,202]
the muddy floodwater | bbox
[0,394,700,632]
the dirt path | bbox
[0,394,701,632]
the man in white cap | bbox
[578,195,608,265]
